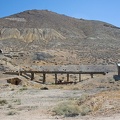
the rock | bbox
[40,87,49,90]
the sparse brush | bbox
[19,87,27,91]
[23,85,27,87]
[7,104,13,108]
[108,79,115,84]
[11,88,14,91]
[13,99,21,105]
[0,100,7,106]
[72,87,79,90]
[80,104,91,116]
[53,101,80,117]
[77,94,90,105]
[7,111,17,115]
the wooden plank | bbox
[19,71,106,74]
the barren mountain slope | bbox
[1,10,120,41]
[0,10,120,64]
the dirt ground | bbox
[0,70,120,120]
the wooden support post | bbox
[20,71,22,75]
[43,73,46,84]
[19,71,22,76]
[117,65,120,76]
[91,74,93,78]
[31,72,34,80]
[55,73,57,84]
[67,74,69,82]
[18,71,22,76]
[79,74,81,82]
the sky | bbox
[0,0,120,27]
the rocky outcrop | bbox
[0,28,66,43]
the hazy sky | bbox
[0,0,120,27]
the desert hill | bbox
[0,10,120,64]
[0,10,120,41]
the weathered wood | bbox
[67,73,69,82]
[43,73,46,84]
[117,65,120,76]
[20,71,22,75]
[19,71,22,76]
[56,81,75,85]
[79,74,81,82]
[5,65,110,84]
[91,74,93,78]
[31,72,34,80]
[55,73,57,84]
[19,71,106,74]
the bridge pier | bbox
[19,71,22,76]
[67,73,69,82]
[31,72,34,80]
[91,74,93,78]
[55,73,57,84]
[43,73,46,84]
[79,74,81,82]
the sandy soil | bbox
[0,87,120,120]
[0,57,120,120]
[0,71,120,120]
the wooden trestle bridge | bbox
[5,65,117,84]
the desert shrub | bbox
[0,100,7,106]
[23,85,27,87]
[53,101,80,117]
[13,99,21,105]
[19,87,27,91]
[11,88,14,91]
[7,111,16,115]
[108,79,115,83]
[72,87,79,90]
[89,96,104,112]
[80,104,91,116]
[7,104,13,108]
[77,94,90,105]
[78,94,104,115]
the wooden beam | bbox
[31,72,34,80]
[91,74,93,78]
[20,71,22,75]
[117,66,120,76]
[43,73,46,84]
[79,74,81,82]
[67,73,69,82]
[55,73,57,84]
[19,71,22,76]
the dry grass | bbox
[77,90,120,115]
[53,90,120,117]
[0,100,8,106]
[7,111,17,116]
[53,101,80,117]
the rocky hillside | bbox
[0,10,120,42]
[0,10,120,64]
